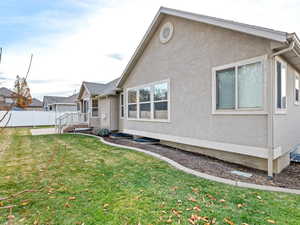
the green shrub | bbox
[97,128,110,137]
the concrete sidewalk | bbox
[31,128,57,136]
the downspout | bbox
[268,40,296,178]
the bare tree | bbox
[0,48,34,132]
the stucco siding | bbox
[110,96,119,131]
[121,15,272,148]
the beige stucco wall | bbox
[273,61,300,155]
[110,96,119,131]
[121,15,273,148]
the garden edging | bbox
[75,133,300,195]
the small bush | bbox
[97,128,110,137]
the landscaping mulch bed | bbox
[104,137,300,190]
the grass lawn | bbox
[0,128,299,225]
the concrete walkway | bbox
[31,128,57,136]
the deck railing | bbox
[55,112,88,134]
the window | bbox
[154,83,168,119]
[126,80,169,121]
[92,99,98,117]
[295,72,300,105]
[213,56,265,113]
[139,87,151,119]
[128,90,137,118]
[5,98,14,104]
[120,93,124,118]
[276,59,287,110]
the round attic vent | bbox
[160,22,174,44]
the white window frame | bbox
[295,71,300,106]
[91,98,99,117]
[120,93,125,119]
[126,79,170,122]
[274,56,288,114]
[212,55,267,115]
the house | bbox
[0,87,43,111]
[43,94,78,113]
[63,7,300,176]
[77,79,119,130]
[0,87,16,110]
[115,7,300,176]
[24,98,43,111]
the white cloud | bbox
[1,0,299,100]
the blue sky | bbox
[0,0,299,100]
[0,0,104,46]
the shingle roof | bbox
[28,98,43,107]
[78,79,119,99]
[0,87,14,97]
[97,78,120,97]
[43,94,78,105]
[83,82,106,95]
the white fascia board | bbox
[160,7,288,43]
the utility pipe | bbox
[271,41,295,58]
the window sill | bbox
[127,118,170,123]
[275,110,287,115]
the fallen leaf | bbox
[224,218,235,225]
[219,199,226,203]
[206,194,216,201]
[211,218,217,224]
[103,203,109,208]
[33,220,39,225]
[193,206,201,211]
[171,186,178,191]
[267,219,276,224]
[0,202,3,207]
[68,196,76,200]
[237,203,244,208]
[64,202,70,208]
[188,197,197,202]
[166,218,172,223]
[20,200,30,206]
[257,195,262,200]
[191,187,199,194]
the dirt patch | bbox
[104,137,300,190]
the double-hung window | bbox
[295,72,300,105]
[154,83,168,119]
[275,58,287,111]
[139,87,151,119]
[213,56,265,113]
[128,90,137,118]
[126,80,169,121]
[92,99,99,117]
[120,93,125,118]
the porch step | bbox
[63,124,89,133]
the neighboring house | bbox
[77,79,119,130]
[43,94,78,113]
[0,87,17,110]
[0,87,43,111]
[114,7,300,175]
[25,98,43,111]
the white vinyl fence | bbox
[0,111,57,127]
